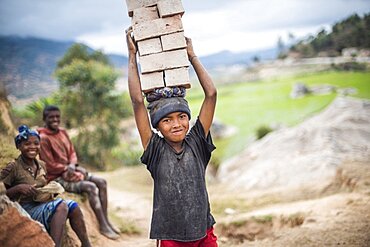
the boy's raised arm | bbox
[186,37,217,136]
[126,28,152,149]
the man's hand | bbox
[75,166,87,177]
[62,170,84,182]
[67,163,77,171]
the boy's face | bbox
[19,136,40,160]
[157,111,189,144]
[44,110,61,131]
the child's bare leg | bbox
[50,202,68,247]
[68,206,92,247]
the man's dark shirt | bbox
[141,119,216,241]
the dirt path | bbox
[96,162,370,247]
[97,167,155,246]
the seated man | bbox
[38,105,119,240]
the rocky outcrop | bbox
[218,97,370,191]
[0,183,55,247]
[0,87,16,135]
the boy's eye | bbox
[180,114,187,119]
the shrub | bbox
[111,143,142,167]
[256,125,273,140]
[331,62,368,71]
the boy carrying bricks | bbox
[126,27,218,247]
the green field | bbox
[187,71,370,163]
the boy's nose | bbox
[172,119,181,127]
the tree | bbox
[55,44,131,169]
[26,97,57,126]
[287,13,370,57]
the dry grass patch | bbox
[217,213,305,244]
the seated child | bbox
[0,125,91,247]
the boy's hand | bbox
[62,170,83,182]
[67,163,76,172]
[75,166,87,176]
[126,27,137,55]
[185,37,196,61]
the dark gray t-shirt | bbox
[141,118,216,241]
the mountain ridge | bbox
[0,35,277,104]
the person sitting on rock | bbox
[37,105,119,240]
[1,125,92,247]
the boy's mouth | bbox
[51,121,59,128]
[172,129,184,135]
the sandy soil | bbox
[87,160,370,247]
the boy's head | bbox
[148,97,191,143]
[148,97,191,129]
[43,105,61,131]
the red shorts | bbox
[160,227,218,247]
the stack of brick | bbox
[125,0,191,92]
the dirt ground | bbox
[82,161,370,247]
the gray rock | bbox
[290,82,310,98]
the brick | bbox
[157,0,185,18]
[125,0,158,17]
[164,67,191,88]
[133,15,183,41]
[131,6,159,25]
[137,38,162,56]
[140,71,165,92]
[161,31,186,51]
[139,49,189,73]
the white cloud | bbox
[1,0,369,56]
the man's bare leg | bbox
[80,181,119,239]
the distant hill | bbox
[0,36,128,102]
[0,35,277,105]
[0,36,75,100]
[200,48,278,69]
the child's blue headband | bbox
[14,125,40,148]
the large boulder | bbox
[0,183,55,247]
[217,97,370,191]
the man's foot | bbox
[108,221,121,234]
[100,228,120,240]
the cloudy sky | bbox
[0,0,369,56]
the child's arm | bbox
[1,163,37,200]
[186,37,217,136]
[126,28,152,149]
[5,184,37,200]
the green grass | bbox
[187,71,370,162]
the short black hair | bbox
[43,105,60,120]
